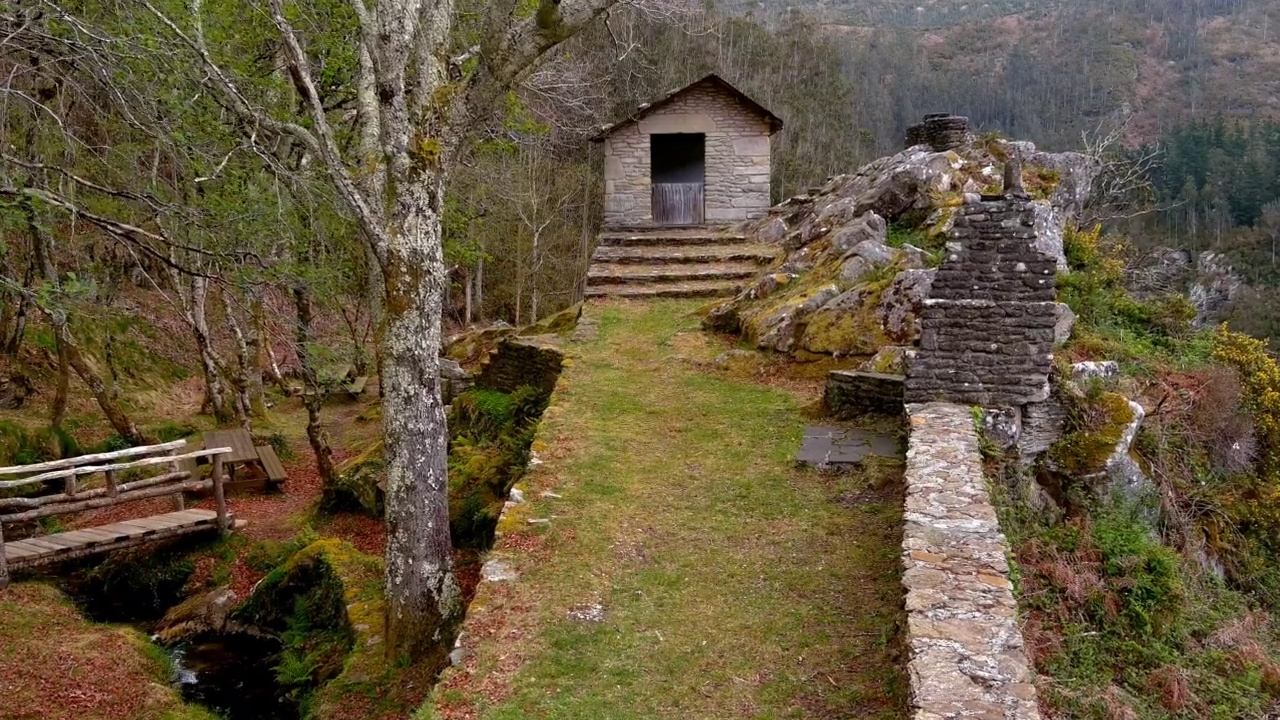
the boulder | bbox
[1017,399,1066,465]
[840,256,875,286]
[876,269,936,344]
[1127,248,1193,299]
[859,346,910,375]
[1102,400,1159,515]
[981,406,1022,451]
[759,217,788,245]
[153,586,245,644]
[1071,361,1120,382]
[830,213,887,255]
[851,239,896,266]
[757,285,841,353]
[1054,303,1076,348]
[897,244,930,269]
[1191,252,1243,327]
[1026,150,1100,219]
[441,358,472,405]
[1031,201,1067,271]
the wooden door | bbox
[651,183,704,226]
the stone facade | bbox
[598,77,778,226]
[903,402,1042,720]
[906,198,1057,406]
[825,370,905,417]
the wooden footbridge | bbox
[0,439,238,588]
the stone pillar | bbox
[904,114,972,152]
[905,198,1058,406]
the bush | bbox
[1212,325,1280,473]
[0,421,82,466]
[150,421,199,443]
[1060,225,1205,367]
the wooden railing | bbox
[0,439,231,587]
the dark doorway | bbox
[651,133,705,225]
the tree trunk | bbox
[241,288,269,417]
[56,321,147,445]
[463,271,472,327]
[475,255,484,323]
[254,292,286,388]
[50,338,69,429]
[5,288,28,357]
[186,277,233,424]
[381,178,461,663]
[222,288,260,427]
[293,285,337,486]
[24,199,143,442]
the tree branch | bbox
[489,0,624,85]
[265,0,389,267]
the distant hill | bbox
[734,0,1051,28]
[730,0,1280,147]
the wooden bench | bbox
[255,445,288,484]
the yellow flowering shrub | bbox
[1213,325,1280,467]
[1211,325,1280,535]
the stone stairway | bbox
[586,227,777,299]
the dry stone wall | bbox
[824,370,905,417]
[602,82,774,226]
[906,198,1057,406]
[903,402,1042,720]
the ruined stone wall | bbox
[903,402,1042,720]
[825,371,904,417]
[475,339,565,397]
[906,198,1057,406]
[602,83,773,226]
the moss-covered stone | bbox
[1048,391,1136,478]
[518,303,582,336]
[321,440,385,517]
[799,305,889,357]
[232,539,382,711]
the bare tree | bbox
[135,0,625,659]
[1081,110,1175,226]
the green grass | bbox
[425,300,907,719]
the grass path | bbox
[429,300,907,720]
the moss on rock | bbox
[233,539,382,712]
[1048,390,1136,478]
[800,304,889,357]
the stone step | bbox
[587,262,760,285]
[598,229,749,248]
[592,244,778,265]
[585,279,743,299]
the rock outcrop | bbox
[704,123,1099,364]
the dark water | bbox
[171,633,299,720]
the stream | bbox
[52,558,300,720]
[170,633,298,720]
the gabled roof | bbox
[590,74,784,141]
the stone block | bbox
[732,135,771,156]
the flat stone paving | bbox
[797,425,901,467]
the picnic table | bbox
[286,364,369,401]
[179,428,288,492]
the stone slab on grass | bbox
[797,425,901,467]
